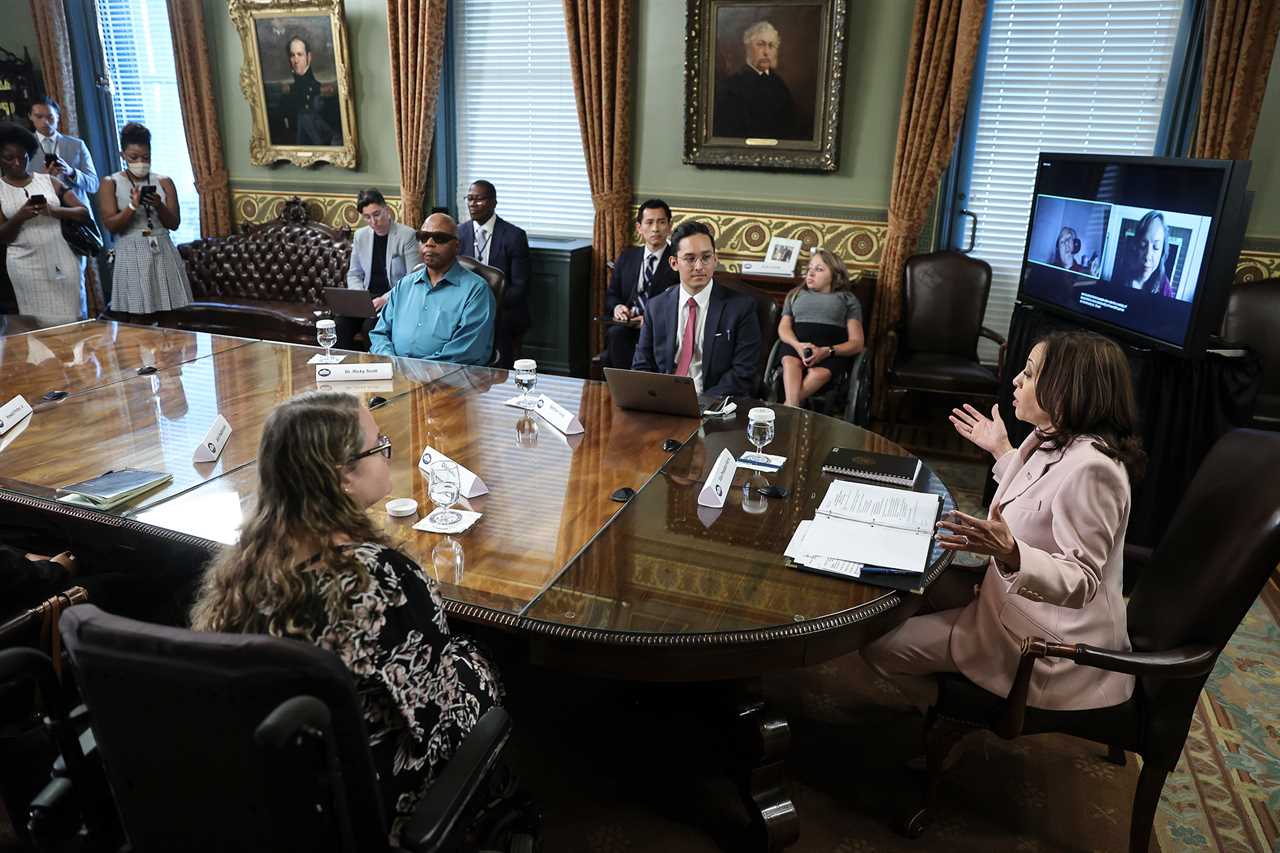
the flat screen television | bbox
[1015,153,1251,356]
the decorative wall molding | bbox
[231,188,402,229]
[1234,250,1280,282]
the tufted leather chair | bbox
[455,255,506,366]
[885,251,1005,426]
[900,428,1280,853]
[1219,277,1280,429]
[167,199,354,345]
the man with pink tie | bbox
[631,220,761,399]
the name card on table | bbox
[0,395,33,435]
[697,448,738,508]
[194,414,232,463]
[315,363,393,382]
[532,394,584,435]
[418,446,488,498]
[316,379,395,395]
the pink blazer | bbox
[950,432,1134,711]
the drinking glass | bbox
[513,358,538,408]
[747,407,776,457]
[316,319,337,360]
[742,473,769,515]
[426,459,462,528]
[515,412,539,448]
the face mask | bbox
[127,162,150,178]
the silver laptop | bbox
[323,287,377,319]
[604,367,702,418]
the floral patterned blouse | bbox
[299,542,503,844]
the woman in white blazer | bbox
[864,330,1145,711]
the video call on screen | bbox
[1019,158,1224,349]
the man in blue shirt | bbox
[369,213,496,365]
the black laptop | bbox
[323,288,377,319]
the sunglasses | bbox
[348,434,392,463]
[416,231,458,245]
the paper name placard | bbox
[0,395,33,436]
[533,394,584,435]
[697,448,738,508]
[194,414,232,463]
[316,379,395,395]
[315,362,393,382]
[418,446,488,498]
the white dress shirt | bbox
[674,281,714,394]
[472,216,495,266]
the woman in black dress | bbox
[190,391,501,845]
[776,248,865,408]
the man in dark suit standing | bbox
[458,180,530,368]
[633,220,761,399]
[604,199,678,370]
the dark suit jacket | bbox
[606,245,678,316]
[632,282,761,398]
[460,216,531,333]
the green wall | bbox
[202,0,401,195]
[1245,38,1280,243]
[632,0,914,216]
[0,14,44,108]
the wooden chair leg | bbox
[898,710,974,838]
[1129,759,1172,853]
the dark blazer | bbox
[605,245,678,316]
[632,281,761,398]
[460,216,531,333]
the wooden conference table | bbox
[0,319,957,850]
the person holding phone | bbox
[98,122,192,320]
[0,122,90,321]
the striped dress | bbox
[0,172,86,322]
[107,171,193,314]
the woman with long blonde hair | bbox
[191,391,501,846]
[776,248,865,407]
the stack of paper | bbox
[784,480,942,579]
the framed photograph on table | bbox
[683,0,848,171]
[228,0,358,169]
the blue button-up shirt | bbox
[369,262,496,365]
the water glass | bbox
[431,536,465,585]
[515,412,539,448]
[426,459,462,528]
[316,319,337,360]
[513,358,538,408]
[742,473,769,515]
[747,407,776,456]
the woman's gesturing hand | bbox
[935,505,1019,568]
[950,402,1013,459]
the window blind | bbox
[96,0,200,244]
[453,0,594,238]
[966,0,1182,359]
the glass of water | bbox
[515,412,539,448]
[513,358,538,408]
[316,318,337,360]
[747,407,776,459]
[432,536,465,585]
[426,459,462,528]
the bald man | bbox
[368,213,496,364]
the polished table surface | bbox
[1,321,955,667]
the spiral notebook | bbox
[821,448,921,487]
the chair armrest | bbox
[254,694,332,750]
[979,326,1007,378]
[994,637,1218,739]
[27,776,76,841]
[763,339,783,401]
[400,707,512,853]
[843,350,870,424]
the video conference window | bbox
[1098,206,1212,303]
[1026,195,1110,279]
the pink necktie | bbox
[675,297,697,377]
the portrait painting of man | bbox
[685,0,847,171]
[256,17,342,147]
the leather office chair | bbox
[48,604,523,853]
[885,251,1005,426]
[1219,277,1280,429]
[764,275,877,423]
[900,429,1280,853]
[457,255,507,368]
[715,276,781,399]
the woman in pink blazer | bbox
[864,330,1144,711]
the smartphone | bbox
[44,153,58,166]
[27,194,46,205]
[140,185,158,198]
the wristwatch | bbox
[827,346,836,357]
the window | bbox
[962,0,1182,355]
[96,0,200,243]
[453,0,594,238]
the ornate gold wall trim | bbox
[231,188,402,230]
[1235,250,1280,282]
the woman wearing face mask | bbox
[98,122,192,320]
[0,122,90,321]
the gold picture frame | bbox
[684,0,848,171]
[228,0,358,169]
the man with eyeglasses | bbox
[458,180,530,368]
[369,212,496,365]
[338,188,418,348]
[632,220,761,398]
